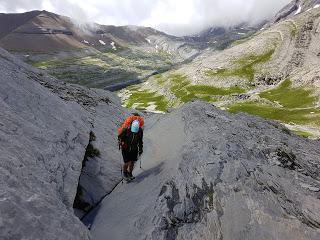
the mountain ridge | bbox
[119,0,320,138]
[0,10,260,90]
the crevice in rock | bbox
[73,131,101,218]
[159,179,215,240]
[276,148,299,170]
[80,177,124,229]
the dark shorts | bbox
[122,150,138,163]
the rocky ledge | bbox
[90,101,320,240]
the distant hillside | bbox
[0,10,201,89]
[0,10,176,52]
[0,10,261,90]
[120,0,320,138]
[184,23,263,50]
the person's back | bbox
[118,120,143,181]
[118,127,143,153]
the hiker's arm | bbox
[118,129,126,148]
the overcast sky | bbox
[0,0,291,36]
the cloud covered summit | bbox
[0,0,291,36]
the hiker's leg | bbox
[122,150,130,178]
[123,162,130,173]
[128,161,134,173]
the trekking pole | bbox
[120,161,124,184]
[118,142,124,184]
[140,155,142,169]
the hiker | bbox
[118,116,144,181]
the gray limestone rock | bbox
[90,101,320,240]
[0,47,127,239]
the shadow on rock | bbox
[134,162,164,183]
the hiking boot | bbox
[123,171,130,179]
[128,172,135,180]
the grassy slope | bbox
[122,49,282,114]
[27,48,174,88]
[205,49,275,81]
[120,18,319,137]
[169,74,245,103]
[259,80,316,108]
[228,80,320,126]
[123,73,246,112]
[125,87,169,112]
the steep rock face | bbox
[274,0,320,23]
[74,92,130,217]
[90,101,320,240]
[0,48,90,239]
[0,48,127,239]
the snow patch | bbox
[99,40,106,45]
[260,27,265,31]
[237,32,246,35]
[314,4,320,9]
[145,38,151,44]
[295,5,302,15]
[110,42,117,50]
[83,40,89,44]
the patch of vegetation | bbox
[52,71,103,81]
[29,57,83,69]
[286,21,298,38]
[228,79,320,128]
[122,73,246,112]
[78,56,110,69]
[186,85,245,96]
[27,48,175,89]
[51,71,112,87]
[259,80,316,108]
[125,90,170,112]
[205,49,275,81]
[292,130,313,138]
[169,74,209,103]
[85,132,100,158]
[231,31,262,47]
[155,74,166,85]
[85,144,101,158]
[228,102,320,126]
[169,74,245,103]
[231,37,252,47]
[101,44,127,53]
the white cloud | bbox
[0,0,291,36]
